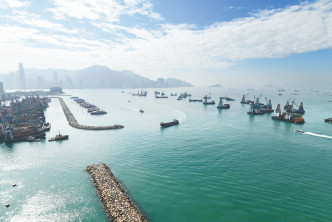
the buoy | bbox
[13,184,17,187]
[5,203,10,207]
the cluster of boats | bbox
[132,90,147,96]
[71,97,107,115]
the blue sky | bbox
[0,0,331,88]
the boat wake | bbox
[303,132,332,139]
[294,129,332,139]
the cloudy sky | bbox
[0,0,331,88]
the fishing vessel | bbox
[48,133,69,141]
[217,97,230,109]
[160,119,179,128]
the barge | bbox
[272,104,305,124]
[160,119,179,128]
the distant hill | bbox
[209,84,222,87]
[0,65,193,89]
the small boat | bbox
[278,93,282,96]
[139,109,144,113]
[189,98,203,102]
[91,110,107,115]
[155,95,168,98]
[294,129,304,133]
[48,132,69,142]
[4,203,10,208]
[160,119,179,128]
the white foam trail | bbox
[303,132,332,139]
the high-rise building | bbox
[53,72,58,86]
[18,63,26,89]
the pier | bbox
[58,98,124,130]
[86,163,147,222]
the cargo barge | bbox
[160,119,179,128]
[272,104,305,124]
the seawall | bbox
[58,98,124,130]
[86,163,148,222]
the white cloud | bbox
[0,0,332,83]
[48,0,163,21]
[0,0,30,8]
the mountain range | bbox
[0,65,193,89]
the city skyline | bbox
[0,0,331,88]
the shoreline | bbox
[58,97,124,130]
[86,163,148,222]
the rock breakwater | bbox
[86,163,148,222]
[58,98,124,130]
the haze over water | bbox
[1,88,332,221]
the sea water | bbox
[1,88,332,221]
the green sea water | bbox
[1,88,332,221]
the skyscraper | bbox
[18,63,26,89]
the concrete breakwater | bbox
[58,98,124,130]
[86,163,148,222]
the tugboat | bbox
[160,119,179,128]
[48,132,69,141]
[217,97,230,109]
[203,95,215,105]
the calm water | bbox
[1,88,332,221]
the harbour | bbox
[1,88,332,222]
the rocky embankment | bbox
[86,163,148,222]
[58,98,124,130]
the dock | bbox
[58,98,124,130]
[86,163,147,222]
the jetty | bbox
[86,163,147,222]
[58,98,124,130]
